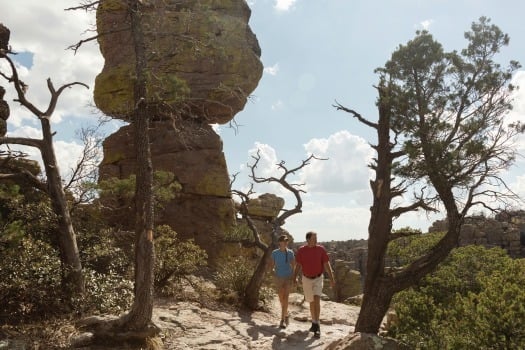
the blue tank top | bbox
[271,248,294,278]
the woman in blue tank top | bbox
[270,234,295,328]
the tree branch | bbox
[0,136,44,148]
[232,186,268,251]
[0,171,47,193]
[333,100,378,129]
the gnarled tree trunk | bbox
[41,118,84,296]
[244,242,275,309]
[120,0,156,333]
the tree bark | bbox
[355,84,395,333]
[120,0,156,332]
[356,278,394,333]
[40,117,84,296]
[354,84,465,334]
[244,242,275,310]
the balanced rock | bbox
[94,0,263,123]
[244,193,285,219]
[94,0,263,262]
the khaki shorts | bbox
[274,276,292,290]
[302,275,323,302]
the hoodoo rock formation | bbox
[94,0,263,260]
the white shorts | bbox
[301,275,323,303]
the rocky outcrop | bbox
[94,0,262,123]
[326,332,409,350]
[222,193,286,261]
[429,216,525,258]
[0,22,9,51]
[330,260,362,302]
[94,0,263,261]
[99,119,235,260]
[244,193,285,220]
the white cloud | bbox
[506,70,525,154]
[1,125,85,181]
[54,140,85,180]
[418,19,434,30]
[2,1,102,130]
[510,70,525,118]
[8,125,42,139]
[300,130,374,193]
[264,63,280,76]
[245,142,286,193]
[274,0,297,12]
[285,201,370,241]
[1,1,107,187]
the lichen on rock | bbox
[94,0,263,124]
[95,0,263,261]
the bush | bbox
[154,225,208,291]
[214,256,255,299]
[388,245,525,349]
[73,267,134,315]
[0,237,63,322]
[79,228,132,277]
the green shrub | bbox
[154,225,208,291]
[214,256,255,298]
[224,223,253,242]
[388,245,525,349]
[387,231,444,267]
[0,236,63,321]
[79,228,132,277]
[73,267,134,315]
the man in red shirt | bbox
[293,231,335,338]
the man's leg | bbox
[309,301,316,323]
[313,294,321,322]
[303,278,317,332]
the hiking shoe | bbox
[313,324,321,338]
[285,315,290,326]
[314,328,321,338]
[279,320,286,329]
[309,322,319,332]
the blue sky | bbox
[2,0,525,242]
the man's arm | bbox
[323,261,336,288]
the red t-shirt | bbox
[295,244,329,276]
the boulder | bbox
[331,259,362,302]
[0,22,9,51]
[326,332,409,350]
[94,0,263,263]
[94,0,263,123]
[244,193,285,219]
[99,120,235,261]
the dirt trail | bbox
[156,293,359,349]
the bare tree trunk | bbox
[0,23,85,297]
[355,85,395,333]
[121,0,156,332]
[244,243,274,309]
[356,280,394,333]
[40,117,84,295]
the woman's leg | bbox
[281,282,290,321]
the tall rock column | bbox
[94,0,263,261]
